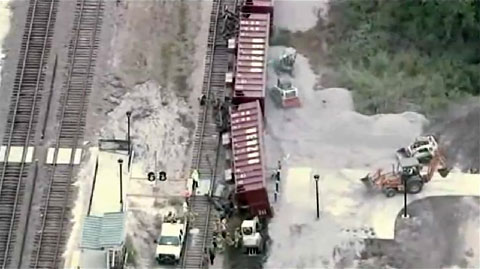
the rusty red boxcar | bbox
[241,0,274,23]
[233,12,270,112]
[230,100,271,217]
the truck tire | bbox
[406,178,423,194]
[384,188,396,198]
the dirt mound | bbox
[427,101,480,172]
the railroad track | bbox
[28,0,104,268]
[181,0,237,268]
[0,0,58,267]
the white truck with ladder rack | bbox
[154,212,187,265]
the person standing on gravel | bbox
[234,227,242,248]
[209,244,216,265]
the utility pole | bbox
[314,174,320,219]
[118,159,124,212]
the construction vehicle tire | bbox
[384,188,396,198]
[406,178,423,194]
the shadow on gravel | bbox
[363,196,480,269]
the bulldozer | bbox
[269,76,300,108]
[274,47,296,76]
[361,149,450,197]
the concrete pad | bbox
[57,148,73,164]
[8,146,25,163]
[285,167,480,240]
[90,148,130,216]
[73,149,83,164]
[46,148,55,164]
[0,146,6,162]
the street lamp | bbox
[126,111,131,155]
[403,177,409,218]
[314,174,320,219]
[118,159,124,212]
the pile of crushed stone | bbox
[427,101,480,172]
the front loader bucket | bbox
[396,148,408,161]
[438,168,451,178]
[282,97,301,108]
[360,175,374,189]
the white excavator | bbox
[270,76,301,108]
[239,216,265,255]
[397,135,439,164]
[274,47,297,76]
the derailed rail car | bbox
[233,12,270,112]
[241,0,274,25]
[229,101,272,217]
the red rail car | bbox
[241,0,274,23]
[230,101,271,217]
[233,12,270,112]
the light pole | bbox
[314,174,320,219]
[126,111,132,169]
[118,159,124,212]
[403,177,409,218]
[126,111,131,155]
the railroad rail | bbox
[28,0,104,267]
[0,0,58,267]
[181,0,237,268]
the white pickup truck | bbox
[154,217,187,265]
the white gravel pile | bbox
[100,80,192,182]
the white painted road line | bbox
[0,146,35,163]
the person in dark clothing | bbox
[200,95,206,106]
[209,245,216,265]
[212,236,218,249]
[191,178,199,191]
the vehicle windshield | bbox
[284,90,297,98]
[242,227,253,236]
[158,236,180,246]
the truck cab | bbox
[155,219,187,265]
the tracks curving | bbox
[0,0,58,268]
[28,0,104,268]
[181,0,237,268]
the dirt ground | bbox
[426,101,480,172]
[364,196,480,269]
[64,0,212,268]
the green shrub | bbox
[329,0,480,114]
